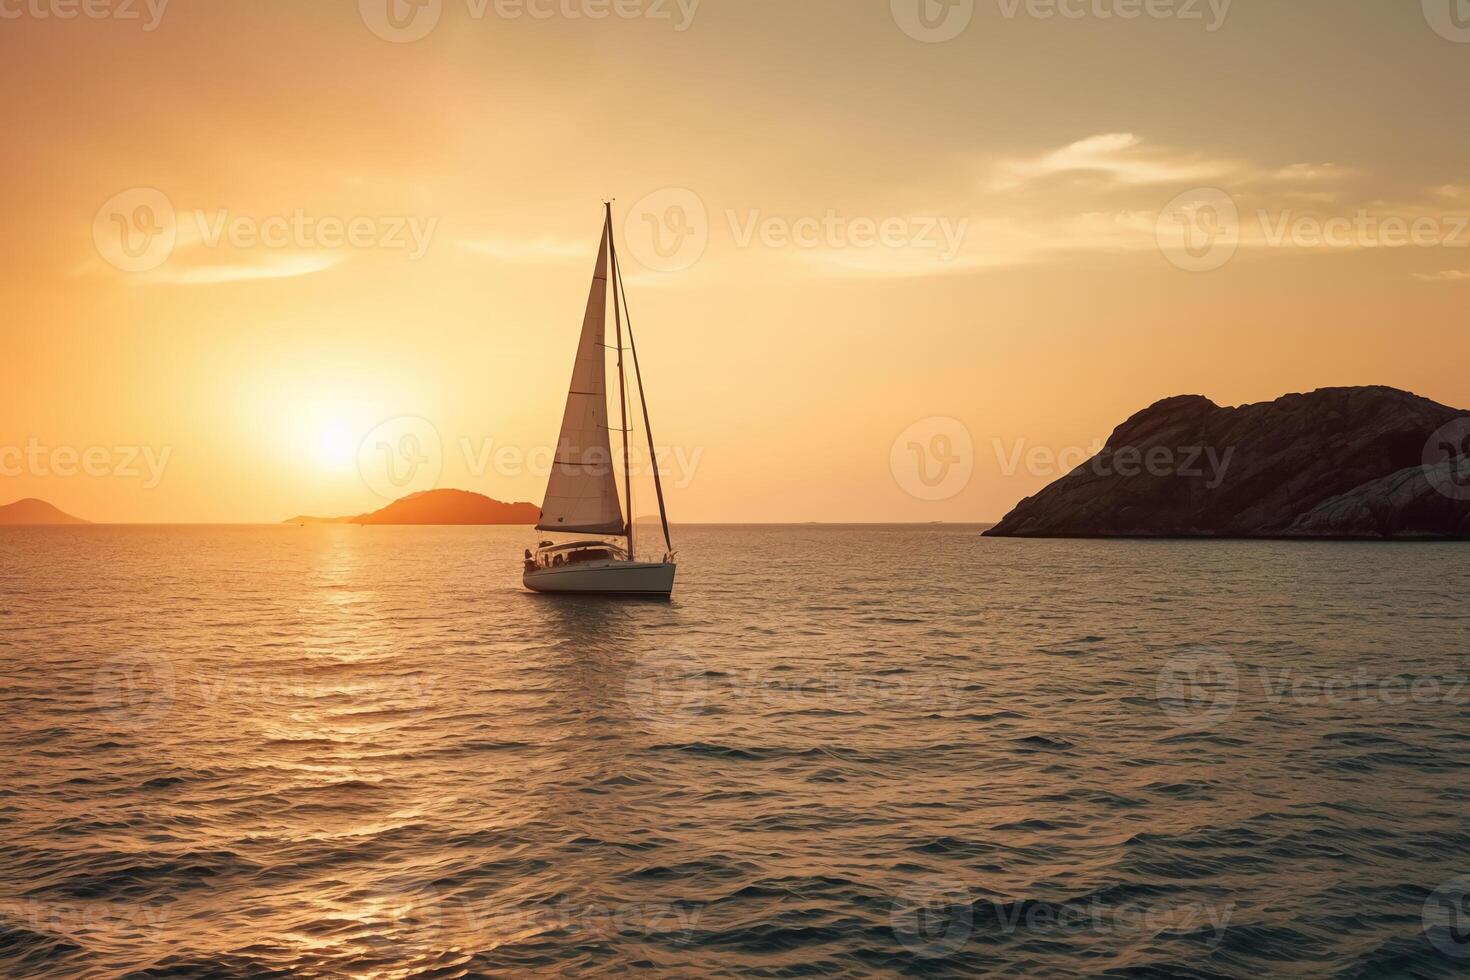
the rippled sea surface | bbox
[3,525,1470,978]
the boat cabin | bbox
[526,540,629,571]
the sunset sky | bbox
[3,0,1468,523]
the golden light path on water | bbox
[2,525,1469,976]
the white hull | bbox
[523,560,676,596]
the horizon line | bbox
[2,520,1002,528]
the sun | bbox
[318,423,357,470]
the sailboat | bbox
[522,203,677,597]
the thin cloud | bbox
[989,133,1239,190]
[1271,163,1357,183]
[442,137,1467,282]
[459,236,589,261]
[139,253,343,285]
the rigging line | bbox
[606,202,635,553]
[611,246,674,554]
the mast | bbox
[612,246,674,555]
[607,202,634,557]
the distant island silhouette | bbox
[0,498,89,525]
[986,386,1470,540]
[287,489,540,526]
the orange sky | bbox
[3,0,1468,523]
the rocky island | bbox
[985,386,1470,540]
[287,489,541,526]
[0,499,89,525]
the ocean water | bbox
[2,524,1469,978]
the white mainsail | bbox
[536,216,626,535]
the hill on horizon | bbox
[0,498,90,525]
[287,489,541,526]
